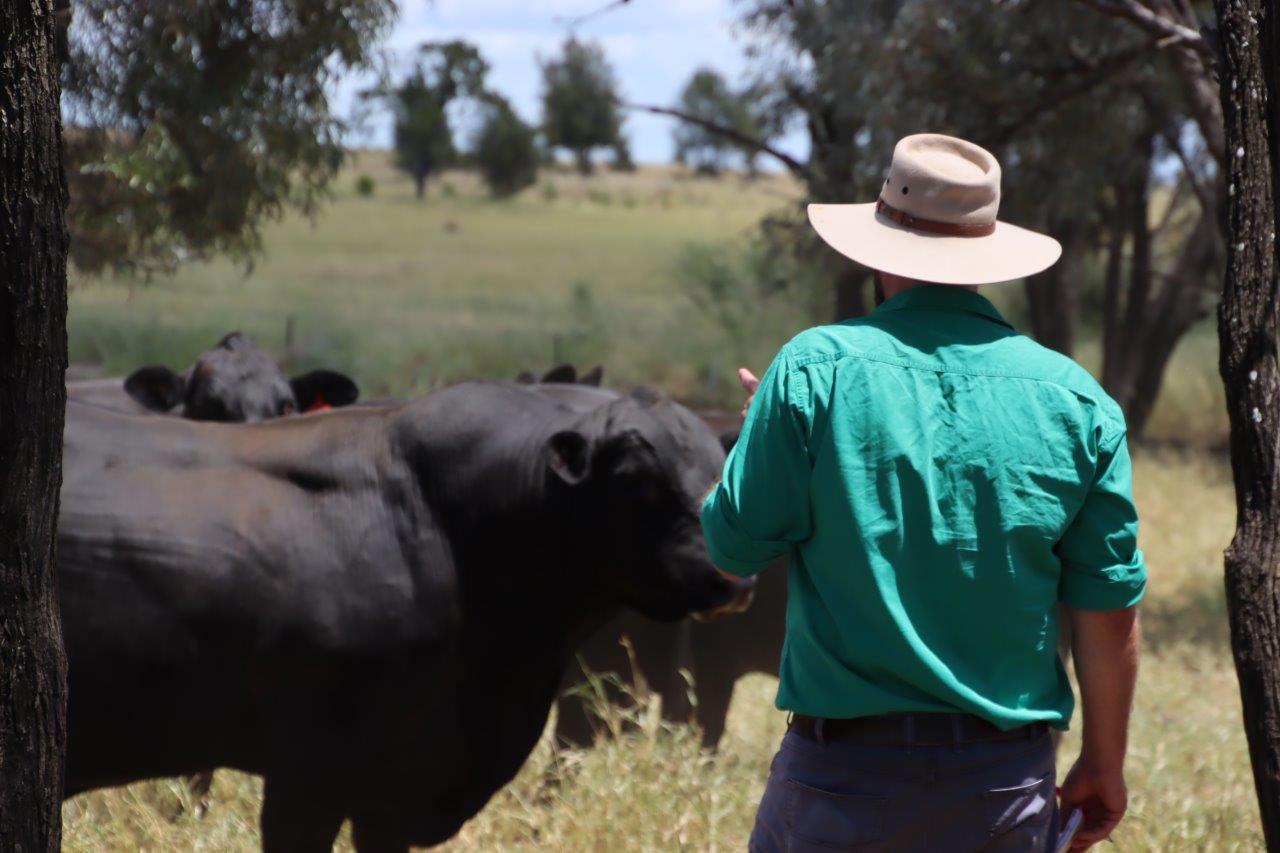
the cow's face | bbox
[122,332,359,422]
[547,401,754,623]
[182,332,297,422]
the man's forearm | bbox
[1069,606,1140,769]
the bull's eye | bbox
[281,400,296,415]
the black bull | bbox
[549,394,786,750]
[59,384,752,851]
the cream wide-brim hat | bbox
[808,134,1062,285]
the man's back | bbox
[701,285,1145,727]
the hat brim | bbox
[808,203,1062,285]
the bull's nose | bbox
[692,576,756,622]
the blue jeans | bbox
[749,727,1058,852]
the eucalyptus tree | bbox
[1,0,70,847]
[63,0,396,273]
[541,37,627,175]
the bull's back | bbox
[60,403,465,789]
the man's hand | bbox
[1059,759,1127,850]
[738,368,760,422]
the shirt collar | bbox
[874,285,1013,330]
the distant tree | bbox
[1,0,69,848]
[540,37,625,175]
[378,40,490,199]
[673,68,774,177]
[474,96,539,198]
[63,0,394,274]
[611,137,636,173]
[389,72,453,200]
[873,0,1218,438]
[645,0,1220,439]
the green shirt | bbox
[700,285,1146,729]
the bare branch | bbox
[985,43,1151,148]
[554,0,632,28]
[621,100,812,181]
[1160,124,1216,215]
[1072,0,1211,57]
[1152,172,1191,236]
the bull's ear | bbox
[290,370,359,411]
[602,428,657,476]
[579,365,604,386]
[547,430,591,485]
[719,430,740,454]
[123,365,186,412]
[541,364,577,384]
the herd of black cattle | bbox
[59,332,787,852]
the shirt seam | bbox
[785,347,1110,397]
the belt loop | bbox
[815,717,826,745]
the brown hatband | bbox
[875,197,997,237]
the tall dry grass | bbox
[62,450,1260,851]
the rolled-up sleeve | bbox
[700,348,812,577]
[1056,426,1147,610]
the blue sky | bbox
[337,0,807,166]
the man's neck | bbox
[874,271,978,305]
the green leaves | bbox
[64,0,396,275]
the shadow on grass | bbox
[1141,580,1230,654]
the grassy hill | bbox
[69,153,805,404]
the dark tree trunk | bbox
[1098,137,1218,443]
[1025,219,1084,356]
[1100,198,1127,386]
[1125,209,1219,438]
[833,265,869,321]
[0,0,70,849]
[413,172,426,199]
[1213,0,1280,847]
[574,148,593,176]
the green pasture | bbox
[63,155,1252,850]
[69,153,804,405]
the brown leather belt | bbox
[789,712,1048,747]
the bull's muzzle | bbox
[692,575,756,622]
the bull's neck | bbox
[424,434,617,662]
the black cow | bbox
[59,384,752,851]
[515,363,604,387]
[67,331,358,421]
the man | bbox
[701,134,1144,852]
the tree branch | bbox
[554,0,632,28]
[621,100,812,181]
[985,43,1151,148]
[1160,124,1216,215]
[1072,0,1211,57]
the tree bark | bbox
[1026,219,1084,356]
[413,173,426,199]
[833,265,869,321]
[1101,198,1127,384]
[1213,0,1280,847]
[0,0,71,849]
[574,148,594,176]
[1125,206,1219,438]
